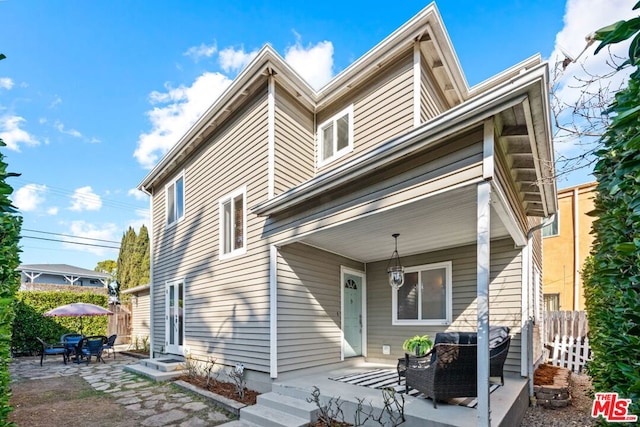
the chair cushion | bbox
[488,326,510,349]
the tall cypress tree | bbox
[137,225,150,286]
[116,227,137,290]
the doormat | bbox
[329,368,500,408]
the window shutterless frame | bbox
[218,186,247,260]
[317,105,354,167]
[392,261,452,325]
[165,172,185,227]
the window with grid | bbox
[318,106,353,166]
[392,261,452,325]
[166,174,185,226]
[219,187,246,259]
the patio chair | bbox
[405,343,478,408]
[397,326,511,385]
[83,336,106,363]
[36,337,67,366]
[102,334,117,359]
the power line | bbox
[21,235,120,250]
[22,228,121,244]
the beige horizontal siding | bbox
[316,51,414,174]
[277,243,363,373]
[265,129,484,240]
[274,86,314,195]
[365,238,523,375]
[420,55,447,122]
[131,292,150,345]
[149,91,274,372]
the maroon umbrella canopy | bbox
[43,303,113,335]
[43,303,113,317]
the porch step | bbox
[123,362,184,382]
[239,392,318,427]
[139,357,185,372]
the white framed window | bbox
[392,261,452,325]
[317,105,354,167]
[166,173,185,226]
[219,186,246,260]
[542,213,559,237]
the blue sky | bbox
[0,0,634,270]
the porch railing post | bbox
[477,180,491,426]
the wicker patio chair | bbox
[489,334,511,385]
[36,337,67,366]
[405,343,478,408]
[83,336,106,363]
[102,334,117,359]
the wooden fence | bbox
[548,335,592,373]
[107,304,131,344]
[543,311,591,373]
[543,310,589,343]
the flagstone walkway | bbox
[9,353,234,426]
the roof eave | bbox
[252,64,553,217]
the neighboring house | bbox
[18,264,110,289]
[542,182,597,311]
[122,283,151,348]
[138,3,556,410]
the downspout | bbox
[525,214,555,399]
[140,184,155,359]
[573,188,580,310]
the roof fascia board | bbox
[468,54,542,97]
[20,267,109,279]
[121,283,151,294]
[253,64,550,216]
[315,3,468,106]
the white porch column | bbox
[269,245,278,378]
[477,180,491,425]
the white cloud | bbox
[69,186,102,211]
[0,77,14,90]
[55,121,83,138]
[284,40,334,90]
[65,220,119,256]
[185,42,218,61]
[128,188,148,201]
[49,96,62,108]
[134,72,232,168]
[12,184,47,212]
[219,46,259,73]
[0,115,39,151]
[47,206,59,215]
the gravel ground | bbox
[520,373,596,426]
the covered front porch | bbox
[248,359,529,426]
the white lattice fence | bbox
[549,334,592,373]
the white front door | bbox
[165,280,184,355]
[342,268,365,358]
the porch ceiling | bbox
[297,185,510,263]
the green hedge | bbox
[12,291,109,355]
[0,134,22,424]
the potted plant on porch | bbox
[402,334,433,356]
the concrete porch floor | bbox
[272,360,529,427]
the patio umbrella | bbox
[43,302,113,335]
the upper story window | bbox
[166,173,185,226]
[392,261,452,325]
[317,105,354,167]
[542,213,559,237]
[219,187,246,260]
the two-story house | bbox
[137,3,556,421]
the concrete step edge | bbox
[240,404,308,427]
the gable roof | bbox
[139,3,517,192]
[17,264,111,279]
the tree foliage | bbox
[0,52,22,426]
[116,226,149,291]
[94,259,116,282]
[584,3,640,417]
